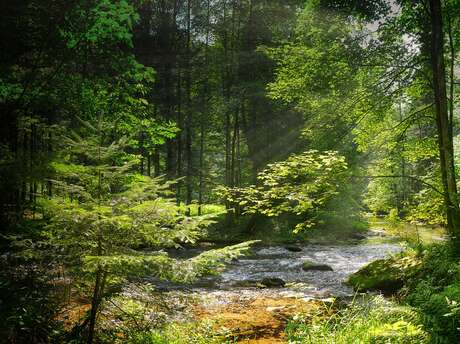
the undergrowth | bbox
[286,295,429,344]
[119,322,235,344]
[340,242,460,343]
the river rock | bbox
[233,280,257,288]
[368,229,388,237]
[285,245,303,252]
[351,233,367,240]
[302,261,333,271]
[260,277,286,288]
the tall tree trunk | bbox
[176,64,183,204]
[139,132,145,175]
[165,65,176,179]
[185,0,193,216]
[147,153,151,176]
[198,120,204,216]
[231,111,239,187]
[87,268,105,344]
[165,26,177,179]
[430,0,460,253]
[221,0,234,224]
[153,149,160,176]
[448,15,455,143]
[198,0,211,217]
[236,101,242,187]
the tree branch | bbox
[353,174,444,196]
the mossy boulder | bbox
[302,260,333,271]
[347,259,403,295]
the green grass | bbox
[286,296,429,344]
[122,322,233,344]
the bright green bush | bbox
[386,208,400,228]
[218,150,348,233]
[178,203,226,217]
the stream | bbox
[159,241,403,301]
[122,240,405,342]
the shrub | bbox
[408,284,460,342]
[386,208,400,228]
[349,242,460,342]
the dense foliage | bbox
[219,150,348,232]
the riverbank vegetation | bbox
[2,0,460,342]
[330,242,457,344]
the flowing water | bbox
[148,241,404,307]
[123,241,405,342]
[217,243,402,298]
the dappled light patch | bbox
[194,295,321,342]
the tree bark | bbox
[198,0,211,217]
[429,0,460,253]
[176,62,183,204]
[185,0,193,216]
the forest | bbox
[2,0,460,343]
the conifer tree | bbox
[42,115,255,343]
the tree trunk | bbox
[447,15,455,144]
[176,64,183,205]
[430,0,460,253]
[221,0,234,224]
[185,0,193,216]
[147,153,151,176]
[87,268,106,344]
[198,0,211,217]
[153,149,160,176]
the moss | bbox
[347,259,403,294]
